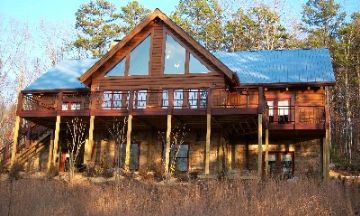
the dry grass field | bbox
[0,174,358,216]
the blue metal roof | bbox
[24,58,99,91]
[214,48,335,84]
[24,48,334,91]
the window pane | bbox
[176,158,188,171]
[189,53,210,73]
[113,91,122,109]
[189,89,198,109]
[135,90,147,109]
[130,143,139,170]
[71,103,81,110]
[174,89,183,108]
[267,101,274,116]
[102,91,112,109]
[164,34,185,74]
[62,103,69,111]
[177,144,188,157]
[278,100,289,115]
[200,89,208,108]
[129,36,151,76]
[105,58,125,77]
[162,90,168,109]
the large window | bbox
[129,36,151,76]
[172,144,189,172]
[188,89,208,109]
[162,143,189,172]
[102,91,126,109]
[117,143,139,171]
[265,152,294,179]
[189,53,210,73]
[267,101,274,122]
[164,34,185,74]
[130,143,140,170]
[105,58,125,77]
[278,100,289,123]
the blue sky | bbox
[0,0,359,24]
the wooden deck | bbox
[17,88,326,131]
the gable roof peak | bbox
[79,8,235,85]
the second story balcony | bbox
[17,88,327,130]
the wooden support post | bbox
[46,131,54,171]
[205,113,211,175]
[323,128,330,180]
[10,116,21,167]
[84,115,95,165]
[257,114,263,178]
[264,128,269,176]
[124,114,133,172]
[52,115,61,167]
[164,114,172,175]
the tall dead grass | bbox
[0,177,354,216]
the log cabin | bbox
[2,9,334,179]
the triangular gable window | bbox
[189,53,210,74]
[129,36,151,76]
[105,58,125,77]
[164,34,185,74]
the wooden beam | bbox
[257,114,263,177]
[164,114,172,175]
[205,113,211,175]
[46,131,54,171]
[84,115,95,165]
[323,128,330,180]
[52,115,61,167]
[124,114,133,172]
[264,128,269,176]
[10,116,21,167]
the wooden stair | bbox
[2,130,52,169]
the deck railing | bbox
[18,89,325,127]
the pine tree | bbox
[302,0,345,48]
[170,0,224,51]
[224,9,256,51]
[74,0,121,58]
[119,1,151,35]
[224,6,289,51]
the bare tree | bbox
[108,117,128,170]
[159,124,189,178]
[66,117,87,182]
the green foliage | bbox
[302,0,346,48]
[119,1,151,35]
[74,0,121,57]
[170,0,224,51]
